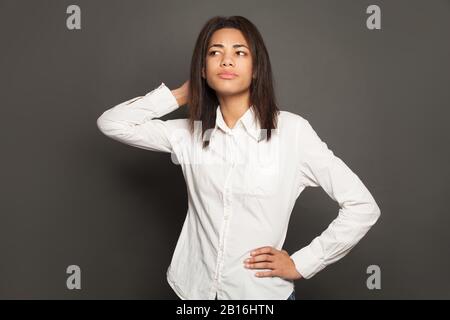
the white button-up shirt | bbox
[97,82,381,300]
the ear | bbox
[202,67,206,79]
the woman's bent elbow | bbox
[96,114,112,135]
[373,202,381,224]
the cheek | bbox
[239,60,253,76]
[205,67,218,83]
[205,59,217,72]
[240,64,253,82]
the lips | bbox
[218,72,238,79]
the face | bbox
[202,28,254,97]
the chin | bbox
[214,88,244,97]
[209,82,249,96]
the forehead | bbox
[208,28,248,46]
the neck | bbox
[217,91,251,129]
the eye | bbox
[208,50,247,56]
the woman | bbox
[97,15,381,300]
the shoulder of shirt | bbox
[277,109,311,130]
[164,118,190,129]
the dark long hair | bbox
[187,16,280,148]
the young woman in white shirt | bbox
[97,15,381,300]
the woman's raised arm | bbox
[96,81,189,153]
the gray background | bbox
[1,0,449,299]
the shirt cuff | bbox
[290,245,326,279]
[138,82,180,118]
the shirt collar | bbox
[213,105,262,142]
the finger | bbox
[255,270,276,278]
[246,262,274,270]
[245,254,273,264]
[251,246,274,256]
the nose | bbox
[221,53,234,67]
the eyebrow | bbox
[208,44,249,50]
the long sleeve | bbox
[96,82,182,153]
[290,119,381,279]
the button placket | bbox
[213,133,235,285]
